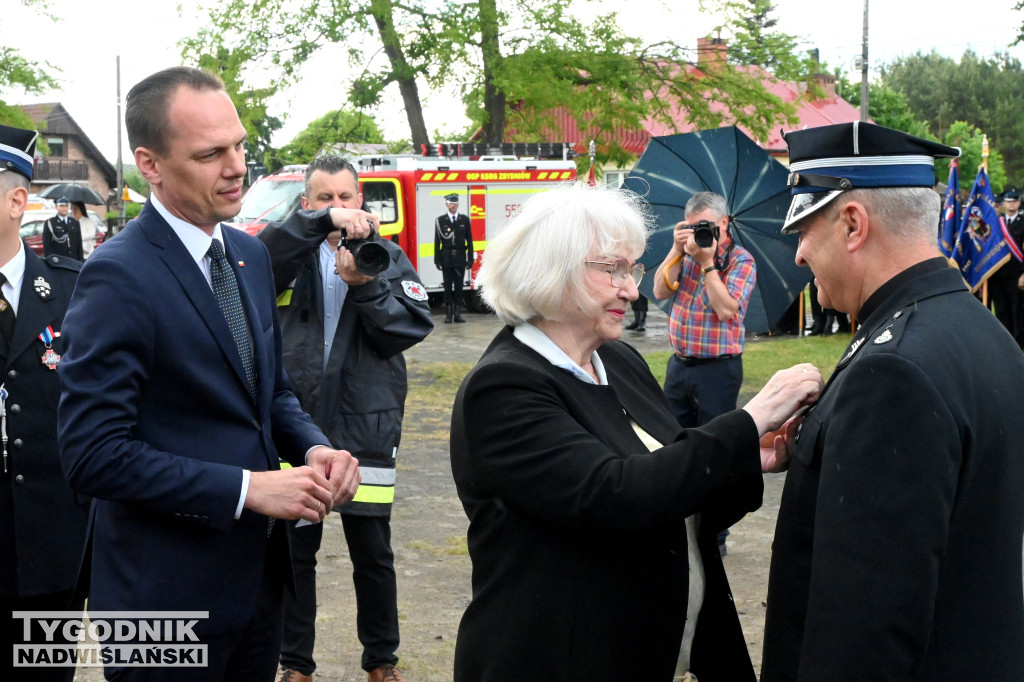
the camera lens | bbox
[350,240,390,276]
[694,226,714,248]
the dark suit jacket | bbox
[433,212,473,269]
[762,259,1024,681]
[57,201,329,635]
[0,248,86,598]
[450,328,761,682]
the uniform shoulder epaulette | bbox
[43,254,84,273]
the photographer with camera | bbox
[652,191,756,555]
[258,155,433,682]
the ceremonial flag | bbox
[952,166,1024,291]
[939,159,959,257]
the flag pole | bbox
[982,135,990,306]
[587,140,597,187]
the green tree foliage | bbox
[936,121,1007,194]
[269,109,386,168]
[182,0,430,149]
[0,2,60,128]
[124,166,150,196]
[836,78,933,140]
[186,0,796,166]
[881,50,1024,185]
[712,0,819,82]
[193,47,283,171]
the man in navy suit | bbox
[58,67,369,681]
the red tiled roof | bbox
[506,64,863,160]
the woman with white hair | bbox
[449,183,822,682]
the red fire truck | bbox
[228,145,577,307]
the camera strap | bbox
[715,239,733,273]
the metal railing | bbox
[33,159,90,181]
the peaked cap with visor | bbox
[781,122,959,234]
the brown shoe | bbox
[277,669,313,682]
[368,664,405,682]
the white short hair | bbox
[477,183,651,326]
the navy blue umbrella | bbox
[38,183,107,205]
[623,126,812,333]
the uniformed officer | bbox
[761,122,1024,681]
[990,185,1024,344]
[42,196,84,261]
[433,192,474,323]
[0,124,87,681]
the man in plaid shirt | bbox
[652,191,756,552]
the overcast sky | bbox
[4,0,1023,163]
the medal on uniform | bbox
[39,326,61,370]
[0,299,6,312]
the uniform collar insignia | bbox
[33,276,52,300]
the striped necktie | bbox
[207,239,257,396]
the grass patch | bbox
[404,535,469,556]
[408,360,473,403]
[642,334,850,393]
[406,335,851,426]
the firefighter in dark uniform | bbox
[42,197,84,262]
[761,123,1024,681]
[259,155,433,682]
[0,124,87,682]
[1001,186,1024,345]
[434,192,474,323]
[988,186,1024,345]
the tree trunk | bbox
[479,0,505,146]
[370,0,431,149]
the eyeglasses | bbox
[585,258,645,287]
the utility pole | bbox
[860,0,869,121]
[115,54,125,233]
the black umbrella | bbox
[623,126,812,334]
[38,183,107,205]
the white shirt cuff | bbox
[235,469,250,520]
[304,444,327,463]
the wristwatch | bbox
[702,265,719,274]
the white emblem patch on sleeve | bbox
[402,280,428,301]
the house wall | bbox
[65,137,113,209]
[29,136,112,210]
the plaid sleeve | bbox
[723,249,756,314]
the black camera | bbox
[340,230,390,276]
[692,220,720,248]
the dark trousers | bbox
[989,275,1021,344]
[105,549,284,682]
[280,514,399,674]
[664,354,744,429]
[2,589,84,682]
[664,354,744,545]
[441,266,466,307]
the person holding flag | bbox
[939,158,959,257]
[987,186,1024,345]
[952,165,1024,294]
